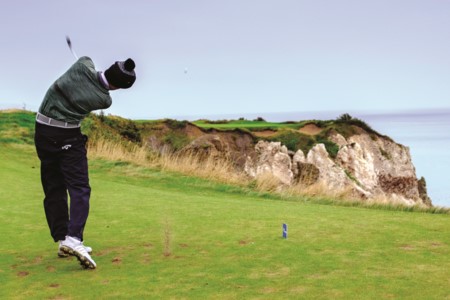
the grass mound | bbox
[0,110,35,144]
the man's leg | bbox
[58,135,97,269]
[35,130,69,242]
[40,159,69,242]
[60,135,91,241]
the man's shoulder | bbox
[77,56,95,69]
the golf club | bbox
[65,35,78,60]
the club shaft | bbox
[66,36,79,60]
[70,47,79,60]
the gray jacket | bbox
[39,56,112,123]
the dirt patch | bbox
[182,131,256,168]
[112,257,122,265]
[252,130,277,138]
[290,286,307,294]
[17,271,29,277]
[46,266,56,272]
[261,287,278,294]
[141,253,151,264]
[184,123,204,139]
[265,267,291,278]
[299,124,322,135]
[49,283,60,288]
[48,295,66,300]
[399,244,414,251]
[239,239,254,245]
[143,243,154,249]
[179,243,189,248]
[32,256,43,264]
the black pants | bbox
[34,122,91,242]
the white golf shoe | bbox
[58,241,92,257]
[59,236,97,269]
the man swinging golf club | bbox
[34,37,136,269]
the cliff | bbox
[181,117,432,207]
[86,113,433,207]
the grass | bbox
[0,110,35,144]
[193,119,302,130]
[1,143,449,299]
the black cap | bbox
[104,58,136,89]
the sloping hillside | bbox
[0,110,434,209]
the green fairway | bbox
[1,144,449,299]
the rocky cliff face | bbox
[245,133,432,207]
[141,117,431,207]
[180,130,255,167]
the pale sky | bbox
[1,0,449,120]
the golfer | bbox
[34,56,136,269]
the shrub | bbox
[314,120,328,128]
[120,122,141,143]
[164,119,188,129]
[379,148,392,160]
[317,136,340,159]
[268,130,305,152]
[162,132,190,151]
[338,113,353,121]
[335,114,379,136]
[98,110,106,122]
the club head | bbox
[65,35,78,60]
[66,36,72,48]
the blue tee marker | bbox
[282,223,288,239]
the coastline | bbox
[173,108,450,208]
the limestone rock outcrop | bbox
[244,141,293,185]
[245,133,431,207]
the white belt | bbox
[36,113,81,128]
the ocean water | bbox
[266,109,450,207]
[182,109,450,207]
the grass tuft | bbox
[162,217,172,257]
